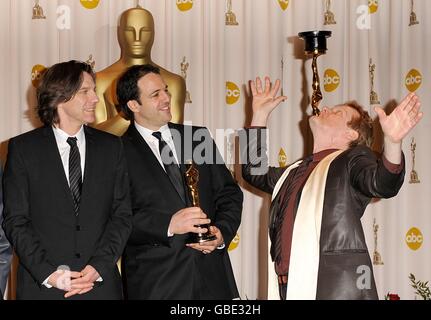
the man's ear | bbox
[346,128,359,142]
[127,100,140,114]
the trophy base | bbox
[409,170,420,184]
[189,229,217,244]
[324,13,336,25]
[373,252,384,265]
[225,13,239,26]
[409,13,419,26]
[370,92,380,105]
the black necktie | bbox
[152,132,186,203]
[66,137,82,215]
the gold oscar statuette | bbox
[323,0,337,25]
[181,57,192,104]
[225,0,239,26]
[369,58,380,105]
[409,0,419,26]
[373,218,384,265]
[185,160,216,243]
[32,0,46,19]
[409,137,420,183]
[298,30,332,116]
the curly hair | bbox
[344,101,374,148]
[36,60,95,126]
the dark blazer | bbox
[2,126,132,300]
[121,123,243,299]
[0,165,13,298]
[241,128,405,300]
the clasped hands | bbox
[47,265,100,298]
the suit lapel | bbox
[168,123,192,206]
[42,126,76,213]
[79,126,97,215]
[126,124,187,205]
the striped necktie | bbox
[66,137,82,215]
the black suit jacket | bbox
[2,126,132,300]
[241,128,405,299]
[121,123,243,299]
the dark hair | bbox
[116,64,160,121]
[345,101,374,148]
[37,60,95,126]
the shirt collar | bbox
[52,125,85,146]
[134,122,172,142]
[312,149,339,162]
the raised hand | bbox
[374,93,423,144]
[250,76,287,126]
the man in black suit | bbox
[0,165,12,299]
[2,60,132,299]
[116,64,243,299]
[241,77,423,300]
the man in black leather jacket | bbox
[241,76,423,300]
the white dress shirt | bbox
[134,122,180,170]
[52,126,86,183]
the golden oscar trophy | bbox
[225,0,239,26]
[185,160,216,243]
[323,0,337,25]
[409,0,419,26]
[409,137,420,183]
[369,58,380,105]
[298,30,332,116]
[181,57,192,104]
[32,0,46,19]
[373,218,384,265]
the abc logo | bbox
[405,227,423,251]
[226,81,240,105]
[31,64,47,88]
[323,69,340,92]
[80,0,100,10]
[228,233,240,251]
[176,0,193,12]
[278,0,289,11]
[405,69,422,92]
[278,148,287,167]
[368,0,379,14]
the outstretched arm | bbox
[374,93,423,164]
[250,77,287,127]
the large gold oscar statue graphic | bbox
[94,7,186,135]
[298,30,332,116]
